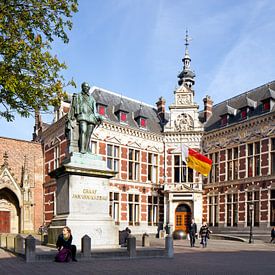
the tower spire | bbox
[177,29,196,88]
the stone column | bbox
[81,235,91,258]
[14,234,24,254]
[127,235,136,258]
[25,235,36,263]
[165,235,174,258]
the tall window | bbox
[270,190,275,226]
[107,144,119,176]
[173,155,193,183]
[109,192,119,225]
[271,138,275,175]
[209,152,219,183]
[54,145,60,169]
[208,195,218,226]
[148,153,158,183]
[148,196,158,226]
[128,194,140,225]
[90,140,97,154]
[128,149,140,181]
[226,193,238,227]
[247,191,259,227]
[227,148,239,181]
[247,142,261,177]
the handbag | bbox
[55,248,72,262]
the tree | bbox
[0,0,78,121]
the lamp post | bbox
[248,202,254,244]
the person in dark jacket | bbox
[199,221,212,248]
[119,227,131,247]
[270,227,275,243]
[56,226,77,262]
[188,219,197,247]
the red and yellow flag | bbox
[182,144,212,176]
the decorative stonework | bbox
[177,94,192,105]
[174,113,193,132]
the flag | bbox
[182,144,212,176]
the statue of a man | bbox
[67,82,103,154]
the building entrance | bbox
[0,211,10,233]
[174,204,191,233]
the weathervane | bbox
[185,29,192,48]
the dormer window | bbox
[139,117,147,128]
[120,112,127,122]
[221,115,228,126]
[98,104,106,116]
[241,108,247,120]
[262,100,270,112]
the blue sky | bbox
[1,0,275,140]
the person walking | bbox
[199,221,212,248]
[270,227,275,243]
[188,218,197,247]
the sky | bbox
[1,0,275,141]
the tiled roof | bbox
[200,80,275,132]
[91,87,168,134]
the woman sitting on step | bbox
[55,226,77,262]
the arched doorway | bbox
[0,188,20,233]
[174,204,191,233]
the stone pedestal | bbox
[48,153,119,249]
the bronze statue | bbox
[67,82,103,154]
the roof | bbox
[200,81,275,132]
[91,87,169,134]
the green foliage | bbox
[0,0,78,121]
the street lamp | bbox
[248,202,254,244]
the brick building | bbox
[0,137,43,233]
[37,35,205,235]
[202,82,275,235]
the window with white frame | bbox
[247,190,259,226]
[209,152,219,183]
[109,192,120,225]
[128,149,140,181]
[173,155,193,183]
[90,140,97,154]
[107,144,119,176]
[148,196,158,226]
[270,189,275,226]
[128,194,140,225]
[247,142,260,177]
[227,148,238,181]
[226,193,238,227]
[208,195,218,226]
[54,145,60,169]
[148,153,158,183]
[271,138,275,175]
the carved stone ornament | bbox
[177,94,192,105]
[174,113,193,132]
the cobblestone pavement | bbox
[1,239,275,275]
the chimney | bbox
[156,97,166,121]
[203,95,213,122]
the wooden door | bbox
[0,211,10,233]
[175,212,191,232]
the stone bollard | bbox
[42,234,48,245]
[127,235,136,258]
[142,233,150,247]
[6,234,15,251]
[165,235,174,258]
[14,234,24,254]
[0,233,7,248]
[25,235,36,263]
[81,235,91,258]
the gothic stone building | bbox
[0,137,43,233]
[202,81,275,235]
